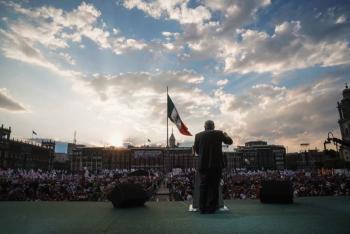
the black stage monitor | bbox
[109,183,149,208]
[260,180,293,204]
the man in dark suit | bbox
[193,120,233,214]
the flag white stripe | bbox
[170,108,182,128]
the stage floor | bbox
[1,196,350,234]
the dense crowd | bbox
[1,168,350,201]
[167,170,195,201]
[0,169,161,201]
[168,169,350,201]
[222,169,350,199]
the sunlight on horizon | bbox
[109,134,124,147]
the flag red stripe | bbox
[179,122,192,136]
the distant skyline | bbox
[0,0,350,152]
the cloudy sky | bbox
[0,0,349,152]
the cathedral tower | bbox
[169,128,176,148]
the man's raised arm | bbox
[222,132,233,145]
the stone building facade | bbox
[0,125,55,169]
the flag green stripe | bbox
[167,95,175,118]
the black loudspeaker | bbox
[109,183,149,208]
[260,180,293,204]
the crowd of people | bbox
[222,169,350,199]
[166,169,350,201]
[167,170,195,202]
[1,168,350,201]
[0,168,161,201]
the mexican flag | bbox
[167,94,192,136]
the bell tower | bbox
[337,83,350,161]
[0,124,11,141]
[169,128,176,148]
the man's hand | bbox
[222,131,233,145]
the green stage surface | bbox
[1,197,350,234]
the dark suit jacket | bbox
[193,130,233,171]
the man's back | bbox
[194,130,233,171]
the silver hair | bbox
[204,120,215,130]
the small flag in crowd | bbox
[32,130,37,135]
[167,94,192,136]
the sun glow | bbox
[110,134,124,147]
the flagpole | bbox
[166,86,169,148]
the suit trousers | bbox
[199,168,222,212]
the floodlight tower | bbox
[337,83,350,161]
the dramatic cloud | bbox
[1,1,148,61]
[6,1,349,77]
[181,16,350,75]
[204,0,270,34]
[214,78,343,151]
[124,1,350,76]
[0,29,81,78]
[88,70,212,118]
[223,21,350,74]
[71,69,217,145]
[0,88,26,112]
[123,0,211,25]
